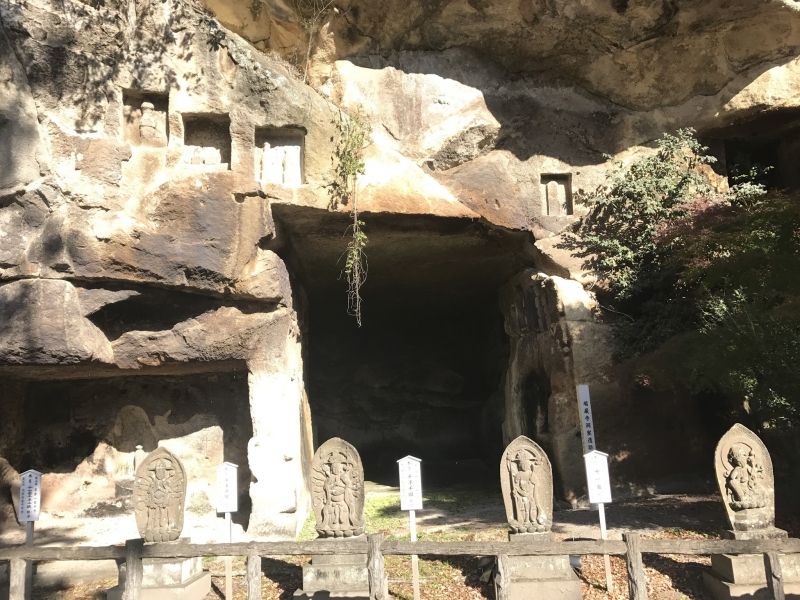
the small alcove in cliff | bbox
[704,108,800,192]
[271,206,537,485]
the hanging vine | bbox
[328,108,370,326]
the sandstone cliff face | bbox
[1,0,800,539]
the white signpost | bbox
[18,469,41,600]
[577,385,613,592]
[18,470,41,538]
[216,462,238,600]
[398,456,422,600]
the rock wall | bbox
[2,0,800,538]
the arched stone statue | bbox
[714,423,775,534]
[132,447,186,543]
[500,436,553,534]
[310,438,365,538]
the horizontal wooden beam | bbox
[640,538,800,555]
[381,540,628,556]
[2,536,799,562]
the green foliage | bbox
[566,128,800,431]
[329,109,370,326]
[562,128,716,301]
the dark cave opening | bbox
[704,109,800,192]
[1,368,254,530]
[272,206,537,486]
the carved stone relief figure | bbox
[139,102,167,147]
[310,438,365,538]
[500,436,553,534]
[133,447,186,543]
[714,424,775,533]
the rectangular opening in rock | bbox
[181,113,232,169]
[255,126,305,187]
[702,109,800,192]
[122,89,169,147]
[0,368,252,545]
[540,174,573,216]
[271,207,537,488]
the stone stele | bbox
[133,447,187,543]
[310,437,365,538]
[500,435,553,534]
[714,423,777,535]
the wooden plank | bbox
[367,533,386,600]
[1,536,800,562]
[122,539,143,600]
[141,540,370,558]
[624,533,648,600]
[494,554,509,600]
[382,539,628,556]
[9,558,27,600]
[0,545,126,561]
[765,552,786,600]
[246,553,262,600]
[640,538,800,556]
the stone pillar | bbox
[246,309,311,538]
[499,271,613,502]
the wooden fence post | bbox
[368,533,386,600]
[122,538,144,600]
[9,558,27,600]
[765,552,786,600]
[624,532,647,600]
[495,554,510,600]
[246,553,262,600]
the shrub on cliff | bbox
[564,129,800,431]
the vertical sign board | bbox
[216,462,239,514]
[398,456,422,600]
[398,456,423,511]
[583,451,612,505]
[18,470,42,523]
[577,384,597,453]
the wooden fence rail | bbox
[1,533,796,599]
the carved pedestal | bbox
[704,529,800,599]
[494,533,581,600]
[294,536,370,599]
[107,551,211,600]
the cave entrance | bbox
[704,109,800,191]
[273,206,536,487]
[0,363,253,543]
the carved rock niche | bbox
[181,113,232,169]
[123,90,168,147]
[310,437,365,538]
[714,423,778,535]
[255,126,305,188]
[132,447,187,543]
[500,435,553,534]
[540,174,573,216]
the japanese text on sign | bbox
[577,384,597,454]
[583,450,612,504]
[397,456,423,511]
[18,470,42,522]
[216,462,238,513]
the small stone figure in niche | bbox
[138,101,167,147]
[500,435,553,534]
[133,447,186,543]
[725,442,767,511]
[311,438,365,538]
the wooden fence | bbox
[1,534,798,600]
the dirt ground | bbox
[14,484,797,599]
